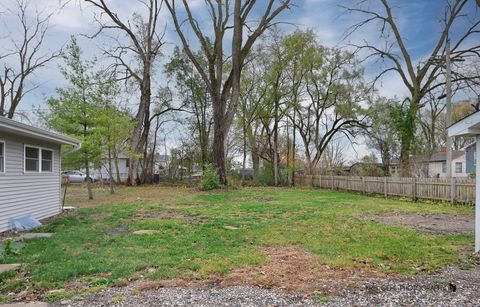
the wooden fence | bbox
[295,175,476,204]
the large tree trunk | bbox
[291,110,296,186]
[242,107,247,182]
[399,99,420,177]
[273,98,279,186]
[128,74,151,185]
[248,130,260,178]
[212,118,228,186]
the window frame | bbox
[24,144,54,174]
[41,148,54,172]
[0,140,5,173]
[455,162,462,174]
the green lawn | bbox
[0,186,476,301]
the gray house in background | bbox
[0,117,81,232]
[466,142,476,175]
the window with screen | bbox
[25,146,40,172]
[442,162,447,173]
[42,149,53,172]
[0,141,4,172]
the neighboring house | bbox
[465,142,476,175]
[427,150,467,178]
[94,151,130,182]
[389,150,467,178]
[0,117,81,232]
[94,153,172,182]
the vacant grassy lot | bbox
[0,185,476,302]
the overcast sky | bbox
[1,0,478,162]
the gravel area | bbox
[63,265,480,307]
[325,265,480,307]
[67,286,318,307]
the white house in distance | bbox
[427,149,467,178]
[448,111,480,253]
[94,151,130,182]
[93,153,172,182]
[0,117,81,233]
[389,149,468,178]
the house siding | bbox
[95,157,129,181]
[428,158,468,178]
[466,143,475,174]
[0,131,61,232]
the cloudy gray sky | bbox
[1,0,478,161]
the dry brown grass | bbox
[63,184,196,208]
[128,246,383,296]
[218,246,382,295]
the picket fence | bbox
[295,175,476,204]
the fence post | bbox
[451,177,456,204]
[412,177,417,201]
[346,176,349,191]
[362,177,366,195]
[384,177,388,198]
[332,175,335,190]
[318,175,322,188]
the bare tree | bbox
[165,0,291,185]
[0,0,58,118]
[345,0,480,176]
[291,47,369,173]
[85,0,165,185]
[365,97,399,175]
[165,47,213,169]
[419,90,447,153]
[318,140,347,173]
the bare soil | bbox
[367,213,474,235]
[125,246,381,296]
[218,246,381,295]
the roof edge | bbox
[0,116,81,147]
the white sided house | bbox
[0,117,81,232]
[427,150,468,178]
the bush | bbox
[254,162,288,186]
[200,164,220,190]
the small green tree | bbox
[94,80,133,194]
[41,37,107,200]
[200,164,220,191]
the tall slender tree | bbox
[41,38,104,200]
[85,0,165,185]
[165,0,291,185]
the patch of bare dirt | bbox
[126,247,380,296]
[368,213,474,235]
[218,246,379,295]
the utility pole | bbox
[446,37,453,178]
